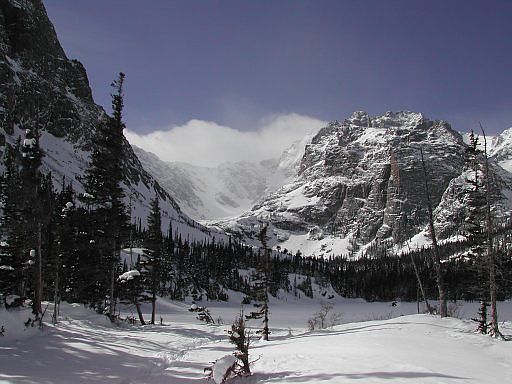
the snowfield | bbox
[1,298,511,384]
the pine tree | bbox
[228,311,251,375]
[80,73,128,319]
[117,267,146,325]
[463,132,489,332]
[49,183,76,322]
[0,143,24,302]
[245,223,270,341]
[140,196,163,324]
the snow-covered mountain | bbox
[215,111,512,257]
[0,0,224,242]
[132,130,314,221]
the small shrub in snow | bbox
[189,304,215,324]
[307,302,342,331]
[206,313,252,383]
[472,300,489,334]
[228,313,251,376]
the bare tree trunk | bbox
[479,124,502,338]
[35,223,43,315]
[407,243,433,314]
[151,292,156,325]
[420,148,447,317]
[52,258,59,324]
[109,239,117,322]
[135,303,146,325]
[263,302,269,341]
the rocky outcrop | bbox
[0,0,102,142]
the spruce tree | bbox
[81,73,128,319]
[463,132,489,332]
[141,196,163,324]
[245,223,270,341]
[0,143,23,302]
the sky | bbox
[44,0,512,166]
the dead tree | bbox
[406,243,433,314]
[479,123,503,338]
[419,148,447,317]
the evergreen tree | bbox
[117,268,146,324]
[245,223,270,341]
[140,196,163,324]
[463,132,489,332]
[228,311,251,375]
[0,143,24,303]
[49,182,76,321]
[80,73,128,319]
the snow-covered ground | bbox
[1,297,511,383]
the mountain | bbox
[132,130,314,221]
[480,127,512,172]
[0,0,222,242]
[216,111,512,257]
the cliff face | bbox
[0,0,101,143]
[0,0,223,241]
[286,111,465,241]
[218,111,511,257]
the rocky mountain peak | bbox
[220,111,478,257]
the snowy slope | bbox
[133,147,278,220]
[132,132,313,221]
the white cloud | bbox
[125,113,327,167]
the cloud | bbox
[125,113,327,167]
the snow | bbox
[212,354,237,383]
[120,247,144,267]
[280,233,351,258]
[353,127,387,146]
[118,270,140,281]
[22,138,36,148]
[1,298,511,383]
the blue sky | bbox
[44,0,512,164]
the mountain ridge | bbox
[210,111,512,257]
